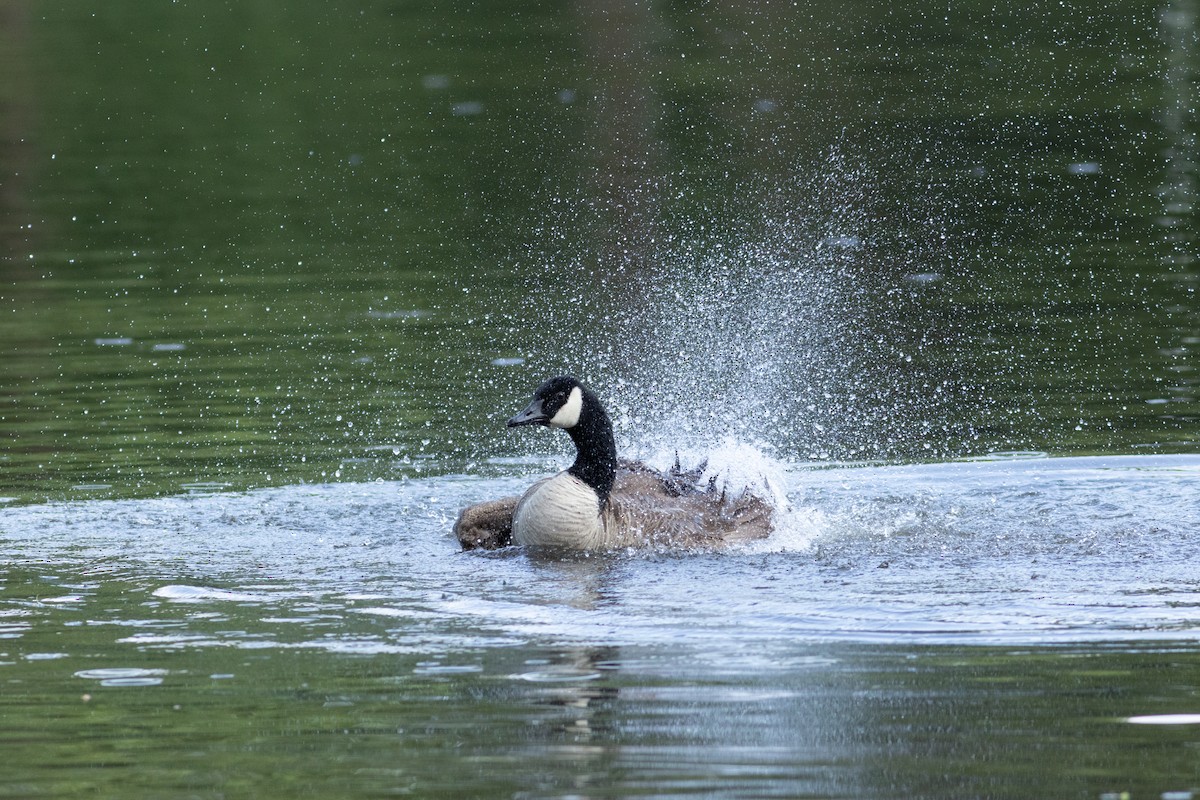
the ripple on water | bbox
[413,662,484,675]
[367,308,430,319]
[180,482,232,495]
[1126,714,1200,725]
[513,668,604,683]
[972,450,1049,461]
[152,585,271,603]
[39,595,87,604]
[74,668,168,687]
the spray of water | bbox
[509,146,967,469]
[424,139,981,555]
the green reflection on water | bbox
[3,566,1200,799]
[2,0,1197,503]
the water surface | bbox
[3,453,1200,797]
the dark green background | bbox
[2,0,1195,502]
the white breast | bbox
[512,472,606,549]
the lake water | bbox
[2,0,1198,797]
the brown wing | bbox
[606,479,774,550]
[454,495,520,550]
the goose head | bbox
[507,375,586,430]
[506,376,617,504]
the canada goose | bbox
[454,376,775,551]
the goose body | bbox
[453,376,774,552]
[512,472,610,549]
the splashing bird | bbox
[454,376,775,551]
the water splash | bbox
[509,147,968,472]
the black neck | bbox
[565,391,617,506]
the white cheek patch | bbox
[548,386,583,429]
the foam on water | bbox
[628,435,820,552]
[629,436,790,507]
